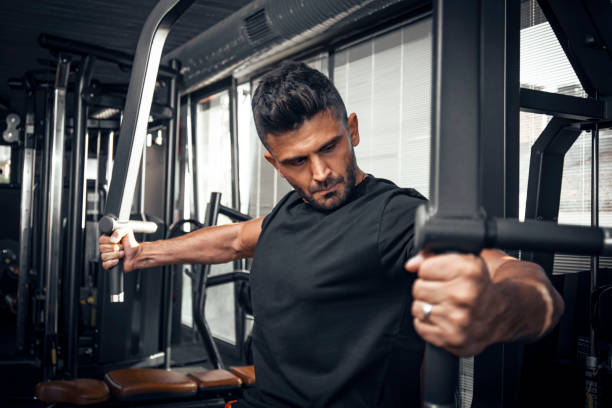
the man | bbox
[100,62,564,407]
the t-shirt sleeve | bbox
[260,190,298,232]
[377,189,427,274]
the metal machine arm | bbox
[102,0,195,303]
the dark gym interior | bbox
[0,0,611,407]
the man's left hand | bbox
[405,251,503,357]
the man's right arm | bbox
[99,217,264,271]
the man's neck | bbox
[354,169,367,186]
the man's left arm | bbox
[406,249,565,357]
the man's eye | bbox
[291,158,305,166]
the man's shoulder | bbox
[367,176,427,204]
[260,189,299,231]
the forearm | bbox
[132,223,248,269]
[490,260,564,343]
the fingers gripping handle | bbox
[99,215,158,303]
[99,215,125,304]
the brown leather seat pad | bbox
[229,365,256,385]
[187,369,242,389]
[104,368,197,398]
[36,378,110,405]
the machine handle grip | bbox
[422,252,460,407]
[423,344,458,408]
[108,262,125,303]
[99,216,158,235]
[99,215,157,303]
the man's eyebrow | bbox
[280,135,343,165]
[316,135,343,152]
[280,155,306,165]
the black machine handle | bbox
[415,204,612,407]
[99,215,159,302]
[423,345,457,408]
[416,207,463,408]
[415,205,612,258]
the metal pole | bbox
[39,89,53,295]
[162,59,180,369]
[194,192,224,369]
[420,0,482,406]
[229,77,243,275]
[103,0,196,303]
[586,112,600,403]
[93,130,101,210]
[590,119,599,354]
[189,96,201,222]
[139,138,147,217]
[105,131,113,191]
[184,94,196,220]
[229,77,240,211]
[65,56,95,378]
[16,82,37,353]
[43,54,71,380]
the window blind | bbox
[334,18,432,196]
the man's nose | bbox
[311,156,331,183]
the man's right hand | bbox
[99,228,140,272]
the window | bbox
[237,82,256,216]
[519,0,612,273]
[334,18,432,196]
[237,21,433,218]
[194,90,233,215]
[193,89,237,344]
[0,145,11,184]
[236,81,291,218]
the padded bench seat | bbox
[188,369,242,389]
[104,368,197,401]
[188,369,242,397]
[229,365,256,386]
[36,378,110,405]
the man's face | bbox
[264,110,364,211]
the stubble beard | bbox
[290,149,358,212]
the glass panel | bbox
[237,82,257,216]
[518,0,592,223]
[181,267,193,327]
[520,1,585,97]
[0,145,11,184]
[518,111,550,221]
[334,18,432,196]
[558,132,591,226]
[194,89,236,344]
[601,129,612,228]
[519,1,612,272]
[518,0,590,222]
[195,90,233,214]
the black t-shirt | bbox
[239,176,426,408]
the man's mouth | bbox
[317,183,338,195]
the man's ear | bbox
[264,151,286,178]
[347,113,360,147]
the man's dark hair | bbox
[251,61,348,148]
